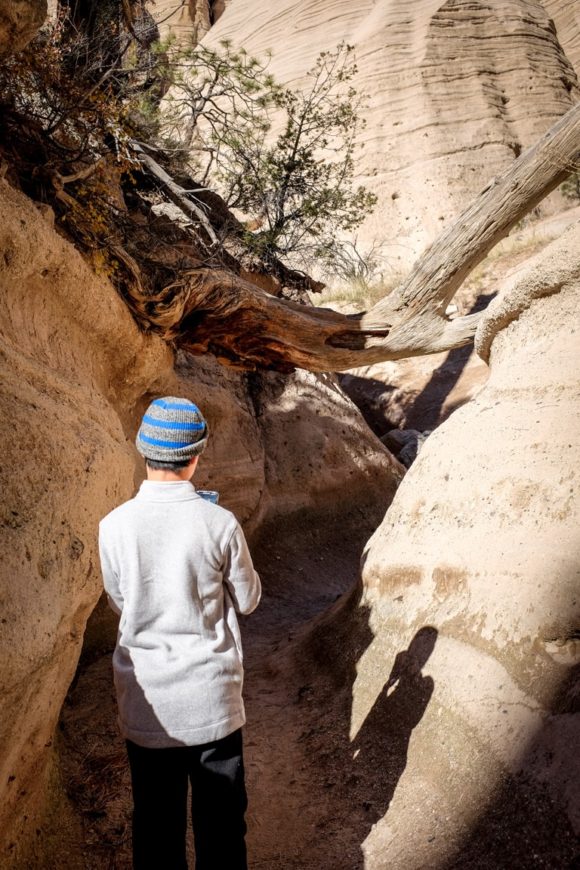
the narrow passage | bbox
[59,502,386,869]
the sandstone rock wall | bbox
[152,0,229,43]
[202,0,578,270]
[0,181,176,866]
[0,180,399,865]
[541,0,580,75]
[350,223,580,865]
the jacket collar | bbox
[136,480,200,502]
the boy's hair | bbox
[146,458,192,471]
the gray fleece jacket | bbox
[98,480,261,748]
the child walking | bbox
[98,397,261,869]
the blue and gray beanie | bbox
[136,397,208,462]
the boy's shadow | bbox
[323,628,438,870]
[349,626,437,828]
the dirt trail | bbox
[59,502,385,870]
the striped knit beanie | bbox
[136,397,208,462]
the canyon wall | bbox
[541,0,580,74]
[2,2,578,865]
[0,181,399,866]
[152,0,229,43]
[348,223,580,866]
[0,181,175,866]
[196,0,578,270]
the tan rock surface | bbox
[541,0,580,74]
[351,222,580,865]
[238,368,402,531]
[174,357,401,538]
[0,181,175,867]
[152,0,218,43]
[203,0,578,269]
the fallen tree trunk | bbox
[128,100,580,372]
[158,269,482,372]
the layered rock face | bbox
[152,0,228,43]
[541,0,580,74]
[202,0,578,269]
[350,224,580,865]
[0,181,398,865]
[0,181,175,866]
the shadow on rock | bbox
[293,587,437,869]
[442,663,580,870]
[401,292,494,431]
[350,627,436,828]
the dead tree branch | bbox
[128,101,580,372]
[130,140,219,246]
[366,99,580,325]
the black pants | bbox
[126,729,248,870]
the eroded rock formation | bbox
[0,180,399,866]
[2,3,579,866]
[152,0,228,43]
[203,0,579,268]
[541,0,580,75]
[0,180,174,866]
[349,223,580,865]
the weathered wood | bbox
[367,99,580,324]
[130,140,219,246]
[162,268,481,371]
[132,101,580,372]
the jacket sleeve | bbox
[223,522,261,615]
[98,522,124,616]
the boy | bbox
[98,396,261,870]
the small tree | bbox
[560,171,580,201]
[154,41,378,271]
[0,14,376,281]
